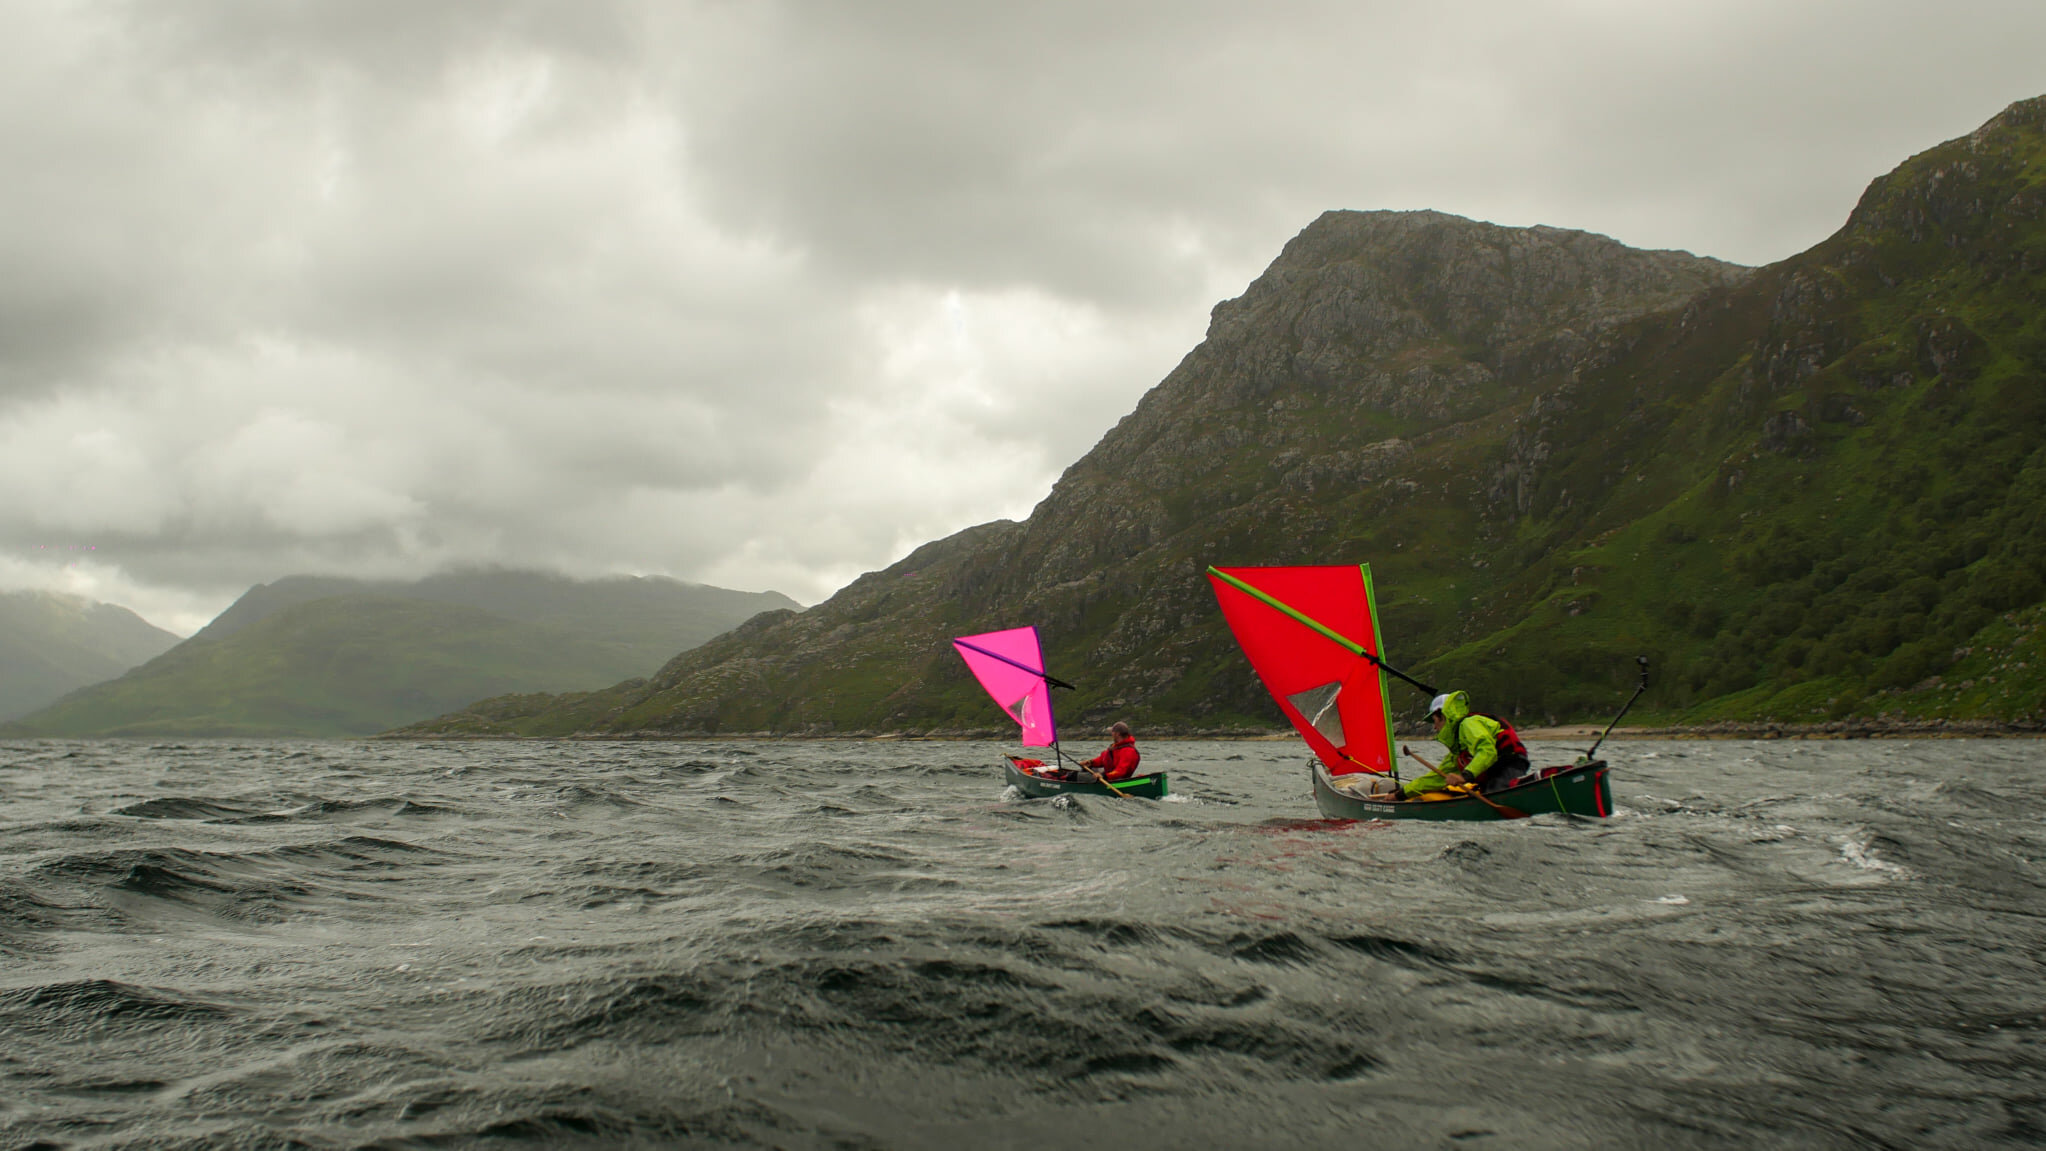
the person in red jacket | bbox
[1082,722,1140,781]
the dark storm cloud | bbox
[672,0,2046,280]
[0,0,2041,630]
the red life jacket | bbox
[1451,713,1527,770]
[1086,736,1141,780]
[1478,713,1527,760]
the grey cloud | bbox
[670,0,2046,278]
[121,0,644,86]
[1,0,2042,621]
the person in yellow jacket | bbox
[1395,690,1532,798]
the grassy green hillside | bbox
[3,571,799,738]
[192,570,799,672]
[3,597,628,737]
[1418,97,2046,724]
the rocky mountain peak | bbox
[1839,94,2046,248]
[1018,210,1750,586]
[1224,209,1748,355]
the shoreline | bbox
[10,721,2039,743]
[374,717,2046,742]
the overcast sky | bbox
[2,0,2041,633]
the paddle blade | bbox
[953,626,1058,747]
[1451,781,1528,819]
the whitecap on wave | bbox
[1837,832,1909,878]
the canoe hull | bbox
[1311,758,1611,821]
[1003,757,1169,800]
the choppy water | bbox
[1,738,2042,1149]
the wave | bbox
[112,796,264,821]
[0,978,233,1034]
[1326,932,1458,969]
[485,974,725,1052]
[258,835,444,868]
[845,783,913,809]
[393,1093,797,1148]
[899,760,1000,778]
[1034,917,1163,948]
[219,797,461,824]
[715,943,1379,1083]
[29,837,436,925]
[1216,930,1321,967]
[0,881,74,928]
[0,882,88,955]
[115,794,461,824]
[552,784,647,809]
[660,758,732,774]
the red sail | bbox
[1206,564,1397,776]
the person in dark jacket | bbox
[1082,721,1141,781]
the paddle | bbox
[1052,745,1127,799]
[1583,656,1651,762]
[1401,745,1528,819]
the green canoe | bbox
[1002,756,1170,800]
[1311,758,1612,821]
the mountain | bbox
[0,591,182,721]
[2,571,798,737]
[402,95,2046,739]
[188,570,797,663]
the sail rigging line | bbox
[1205,567,1438,698]
[1336,746,1390,779]
[951,638,1076,690]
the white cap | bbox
[1428,693,1450,717]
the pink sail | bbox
[952,626,1058,747]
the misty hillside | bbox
[194,570,800,663]
[0,591,182,721]
[3,571,797,738]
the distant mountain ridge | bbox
[194,570,798,656]
[3,571,797,737]
[0,590,181,721]
[398,95,2046,739]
